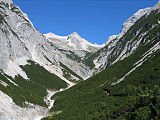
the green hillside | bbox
[0,60,67,107]
[43,39,160,120]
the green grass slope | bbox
[0,60,67,107]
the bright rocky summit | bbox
[0,0,160,120]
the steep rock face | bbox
[119,7,152,39]
[0,0,95,81]
[0,0,32,78]
[0,91,47,120]
[84,7,154,74]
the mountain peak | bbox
[69,32,82,39]
[71,32,80,36]
[44,33,67,40]
[45,32,56,37]
[153,0,160,10]
[44,32,104,52]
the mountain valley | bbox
[0,0,160,120]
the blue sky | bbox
[13,0,158,44]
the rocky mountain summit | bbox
[44,32,104,52]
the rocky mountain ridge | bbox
[44,32,104,52]
[84,4,160,73]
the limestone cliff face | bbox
[0,0,96,81]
